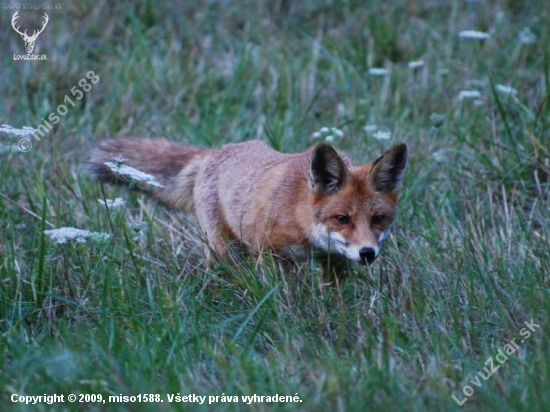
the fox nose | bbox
[359,247,376,264]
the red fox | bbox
[87,138,407,275]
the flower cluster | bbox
[311,126,344,143]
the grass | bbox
[1,0,549,410]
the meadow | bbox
[1,1,549,410]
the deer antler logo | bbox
[11,11,49,54]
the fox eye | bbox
[335,215,351,225]
[372,215,385,225]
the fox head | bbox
[309,143,407,264]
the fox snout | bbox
[359,247,377,264]
[346,243,380,265]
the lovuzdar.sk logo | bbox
[11,11,48,60]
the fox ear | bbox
[310,143,349,194]
[368,143,408,193]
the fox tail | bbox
[86,137,208,210]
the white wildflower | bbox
[432,150,446,163]
[97,198,126,209]
[362,124,377,133]
[127,221,147,232]
[312,127,344,142]
[0,124,37,137]
[104,162,164,188]
[373,130,391,140]
[368,68,388,76]
[331,127,344,137]
[44,227,111,244]
[495,84,518,95]
[408,60,425,69]
[518,28,536,45]
[466,79,485,88]
[127,220,147,241]
[458,90,482,100]
[459,30,490,40]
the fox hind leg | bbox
[192,167,231,262]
